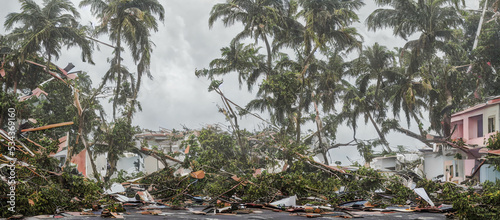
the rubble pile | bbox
[3,127,500,219]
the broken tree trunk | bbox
[140,147,183,166]
[394,126,434,148]
[81,135,100,180]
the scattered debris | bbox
[136,191,155,203]
[270,195,297,207]
[414,188,435,207]
[140,210,162,215]
[105,183,126,194]
[190,170,205,179]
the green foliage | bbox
[183,127,240,173]
[0,169,102,218]
[487,132,500,150]
[94,118,138,182]
[106,203,126,212]
[249,71,301,128]
[486,132,500,171]
[110,170,145,184]
[356,141,374,163]
[450,181,500,220]
[383,176,415,205]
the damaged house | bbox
[52,129,192,180]
[420,96,500,183]
[370,153,423,173]
[134,129,191,176]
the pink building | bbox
[422,96,500,183]
[451,97,500,146]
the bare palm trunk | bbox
[367,112,391,152]
[12,80,18,95]
[261,32,272,79]
[312,93,327,164]
[472,0,488,51]
[375,73,382,99]
[126,73,140,123]
[12,67,18,95]
[411,111,427,137]
[295,44,320,144]
[321,149,329,165]
[296,101,302,144]
[442,89,453,138]
[113,30,122,120]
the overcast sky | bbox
[0,0,480,164]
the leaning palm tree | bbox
[80,0,164,120]
[341,79,392,152]
[80,0,164,182]
[381,47,431,142]
[4,0,93,71]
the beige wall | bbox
[144,156,165,174]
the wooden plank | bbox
[21,121,74,132]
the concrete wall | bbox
[464,159,476,178]
[480,164,500,183]
[423,152,455,181]
[370,156,397,170]
[116,154,143,175]
[144,156,165,174]
[87,152,108,180]
[483,105,500,134]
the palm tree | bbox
[207,0,364,144]
[350,43,397,99]
[80,0,164,181]
[297,0,363,56]
[309,51,349,164]
[380,47,431,144]
[341,79,392,152]
[209,0,287,79]
[80,0,164,120]
[384,68,430,136]
[195,42,266,91]
[293,0,363,143]
[4,0,93,72]
[427,57,475,138]
[366,0,463,73]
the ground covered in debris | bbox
[24,207,448,219]
[3,127,500,219]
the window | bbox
[478,118,483,137]
[489,116,496,133]
[469,115,484,139]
